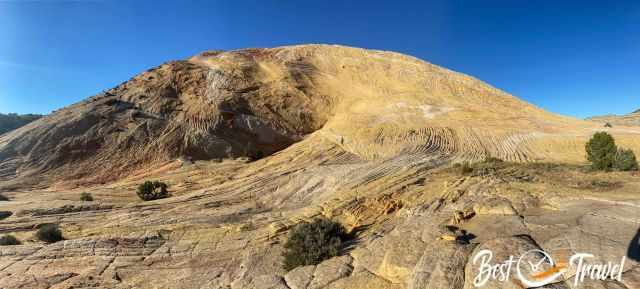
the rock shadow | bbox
[628,226,640,262]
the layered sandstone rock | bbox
[2,45,640,189]
[1,45,640,289]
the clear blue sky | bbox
[0,0,638,118]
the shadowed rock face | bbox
[0,55,329,187]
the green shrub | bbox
[452,157,508,176]
[469,157,505,176]
[586,132,617,171]
[458,162,473,174]
[80,192,93,201]
[36,224,63,243]
[0,235,20,246]
[0,211,12,220]
[614,148,639,171]
[282,218,348,271]
[251,150,265,161]
[483,157,504,164]
[136,181,169,201]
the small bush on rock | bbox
[614,148,639,171]
[483,157,504,164]
[454,157,504,176]
[457,162,473,174]
[249,150,265,161]
[137,181,169,201]
[80,192,93,201]
[0,211,12,220]
[0,235,20,246]
[471,157,505,176]
[36,224,63,243]
[586,132,617,171]
[585,132,638,172]
[282,218,348,271]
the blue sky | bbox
[0,0,638,118]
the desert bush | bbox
[0,235,20,246]
[283,218,348,271]
[80,192,93,201]
[459,162,473,174]
[451,162,473,174]
[36,224,63,243]
[483,157,504,164]
[614,148,639,171]
[137,181,169,201]
[469,157,505,176]
[250,150,265,161]
[0,211,12,220]
[454,157,504,176]
[0,193,8,201]
[586,132,617,171]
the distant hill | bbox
[588,109,640,126]
[0,113,43,135]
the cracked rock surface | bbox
[1,158,639,289]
